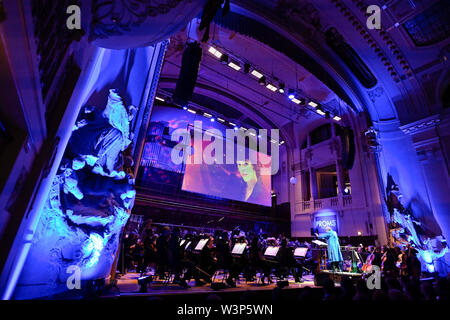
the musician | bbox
[315,227,343,272]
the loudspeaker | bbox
[173,41,202,107]
[277,280,289,288]
[211,282,227,290]
[314,272,330,286]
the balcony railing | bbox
[295,195,354,214]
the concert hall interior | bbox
[0,0,449,303]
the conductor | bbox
[315,227,343,272]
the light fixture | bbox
[308,101,318,108]
[217,118,225,123]
[203,112,212,118]
[251,69,264,79]
[220,54,229,65]
[187,108,196,114]
[233,126,239,131]
[244,63,251,74]
[316,108,326,116]
[228,61,241,71]
[248,131,256,136]
[266,83,277,92]
[229,122,236,126]
[182,106,188,110]
[278,82,285,93]
[155,96,165,102]
[288,89,295,100]
[291,98,301,104]
[258,76,266,86]
[240,127,247,131]
[208,46,222,59]
[333,115,341,121]
[210,118,215,122]
[357,231,362,236]
[279,140,285,145]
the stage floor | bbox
[112,272,320,298]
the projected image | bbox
[182,140,272,206]
[139,105,272,206]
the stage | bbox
[102,272,322,300]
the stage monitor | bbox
[264,246,279,257]
[194,238,209,251]
[294,247,308,258]
[231,243,247,255]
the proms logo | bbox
[314,215,338,234]
[170,121,280,176]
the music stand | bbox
[294,247,308,258]
[264,246,280,257]
[194,238,209,251]
[231,243,247,255]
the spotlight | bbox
[229,122,236,126]
[244,63,251,74]
[208,46,222,59]
[333,115,341,121]
[308,101,318,108]
[217,118,225,123]
[288,89,295,100]
[187,108,197,114]
[278,83,285,93]
[210,118,215,122]
[228,60,241,71]
[155,96,165,102]
[233,126,239,131]
[183,106,188,110]
[220,54,229,65]
[203,112,212,118]
[251,69,264,79]
[316,108,326,116]
[266,83,277,91]
[291,98,301,104]
[357,231,362,236]
[279,140,285,145]
[258,76,266,86]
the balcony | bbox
[295,195,354,214]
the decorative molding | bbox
[367,86,384,103]
[399,114,441,135]
[90,0,183,40]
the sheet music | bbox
[312,240,327,246]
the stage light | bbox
[257,134,261,138]
[316,109,326,116]
[248,131,256,136]
[220,54,229,65]
[279,140,285,145]
[229,122,236,126]
[183,106,188,110]
[155,96,165,102]
[203,112,212,118]
[288,89,295,99]
[187,108,196,114]
[333,115,341,121]
[233,126,239,131]
[228,61,241,71]
[291,98,301,104]
[244,63,251,74]
[217,118,225,123]
[278,83,285,93]
[251,69,264,79]
[258,76,266,86]
[357,231,362,236]
[266,83,277,92]
[308,101,318,108]
[210,118,215,122]
[208,46,222,59]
